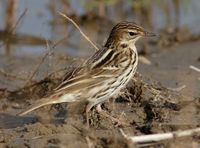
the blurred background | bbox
[0,0,199,97]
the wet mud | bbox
[0,40,200,147]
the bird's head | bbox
[105,21,156,48]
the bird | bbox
[18,21,155,126]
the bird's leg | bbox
[96,104,129,126]
[85,104,93,128]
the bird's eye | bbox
[129,32,137,36]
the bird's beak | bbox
[142,31,157,37]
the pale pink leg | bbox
[86,103,94,128]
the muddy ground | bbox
[0,36,200,147]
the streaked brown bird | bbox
[18,21,155,125]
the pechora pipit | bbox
[18,21,155,125]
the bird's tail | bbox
[17,97,57,116]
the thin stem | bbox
[120,128,200,143]
[58,12,100,51]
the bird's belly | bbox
[88,64,136,104]
[111,65,136,94]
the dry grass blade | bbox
[0,9,28,48]
[24,12,100,87]
[138,55,151,65]
[120,128,200,143]
[24,40,52,86]
[58,11,100,51]
[23,34,81,87]
[189,65,200,73]
[167,85,186,91]
[10,8,28,33]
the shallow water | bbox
[0,0,200,56]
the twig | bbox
[10,8,28,33]
[58,11,100,51]
[86,136,94,148]
[31,136,43,140]
[23,12,99,86]
[46,40,53,77]
[189,65,200,73]
[0,9,28,48]
[23,34,80,86]
[167,85,186,92]
[52,26,76,48]
[24,50,51,86]
[138,55,151,65]
[120,128,200,143]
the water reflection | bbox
[0,0,199,56]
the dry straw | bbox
[58,12,100,51]
[120,128,200,144]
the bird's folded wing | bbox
[54,66,120,94]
